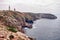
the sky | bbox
[0,0,60,14]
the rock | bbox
[0,24,33,40]
[0,10,36,40]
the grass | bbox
[7,25,18,33]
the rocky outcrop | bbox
[0,10,35,40]
[0,23,33,40]
[0,10,33,33]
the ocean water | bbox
[25,14,60,40]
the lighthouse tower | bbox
[9,6,10,11]
[14,8,16,11]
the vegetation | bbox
[7,25,18,33]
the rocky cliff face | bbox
[0,23,33,40]
[0,10,57,40]
[0,10,33,32]
[0,10,35,40]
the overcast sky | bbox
[0,0,60,14]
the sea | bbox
[25,14,60,40]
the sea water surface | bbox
[25,14,60,40]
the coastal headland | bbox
[0,10,57,40]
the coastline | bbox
[0,10,57,40]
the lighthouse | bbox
[14,8,16,11]
[8,5,16,11]
[9,6,10,11]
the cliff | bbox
[0,23,33,40]
[0,10,35,40]
[0,10,57,40]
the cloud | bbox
[0,0,60,14]
[0,0,55,6]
